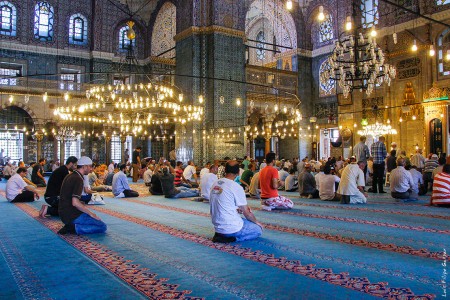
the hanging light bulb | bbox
[286,0,293,10]
[178,94,183,102]
[64,92,69,101]
[8,95,13,103]
[429,45,435,57]
[198,95,204,103]
[318,6,325,21]
[345,16,352,31]
[126,20,136,40]
[370,26,377,37]
[393,32,397,44]
[43,92,48,102]
[446,50,450,61]
[411,40,418,52]
[236,98,241,106]
[412,115,417,120]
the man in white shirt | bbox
[284,169,298,192]
[183,160,199,187]
[6,167,39,202]
[143,164,154,186]
[210,161,263,243]
[319,165,340,201]
[259,159,267,170]
[390,157,418,201]
[200,165,218,202]
[278,167,289,189]
[2,161,13,180]
[200,162,211,179]
[337,158,367,204]
[409,165,425,195]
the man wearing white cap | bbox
[58,156,107,235]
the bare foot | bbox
[39,205,48,218]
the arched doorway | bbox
[429,118,443,155]
[0,106,35,163]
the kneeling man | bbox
[210,161,263,243]
[390,157,418,201]
[58,156,107,235]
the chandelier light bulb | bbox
[429,45,435,57]
[345,16,352,31]
[411,40,418,52]
[198,95,204,103]
[370,26,377,37]
[446,50,450,61]
[393,32,397,44]
[318,6,325,21]
[286,0,293,10]
[236,98,241,106]
[64,92,69,101]
[43,92,48,102]
[8,95,13,103]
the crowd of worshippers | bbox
[2,139,450,242]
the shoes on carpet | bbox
[307,194,313,199]
[379,191,387,194]
[212,232,236,243]
[115,192,125,198]
[58,224,76,235]
[261,205,272,211]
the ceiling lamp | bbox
[429,45,435,57]
[318,6,325,21]
[411,39,418,52]
[286,0,293,10]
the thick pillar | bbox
[105,136,111,164]
[35,131,44,160]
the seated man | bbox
[32,158,47,187]
[41,156,78,217]
[259,152,294,211]
[58,156,106,235]
[210,161,263,243]
[6,167,39,203]
[319,165,340,201]
[430,164,450,206]
[183,160,199,187]
[390,157,418,201]
[200,165,218,202]
[143,164,154,186]
[239,163,255,191]
[3,161,12,180]
[112,164,139,198]
[159,163,199,198]
[298,163,319,198]
[104,168,117,186]
[337,158,367,204]
[278,167,289,189]
[409,165,426,195]
[284,169,298,192]
[248,171,260,198]
[88,166,112,192]
[199,162,211,179]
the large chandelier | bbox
[321,1,396,98]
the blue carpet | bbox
[0,179,448,299]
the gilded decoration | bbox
[423,83,450,100]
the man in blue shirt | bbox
[112,164,139,198]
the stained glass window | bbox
[438,29,450,76]
[34,2,54,41]
[437,0,450,5]
[256,31,266,61]
[119,25,136,51]
[319,14,334,43]
[319,60,335,96]
[0,1,16,36]
[361,0,379,29]
[69,14,88,45]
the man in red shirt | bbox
[259,152,294,211]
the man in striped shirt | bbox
[423,154,439,192]
[389,158,418,201]
[431,164,450,206]
[369,136,387,193]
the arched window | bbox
[0,1,16,36]
[438,29,450,76]
[319,14,333,43]
[437,0,450,5]
[256,31,266,61]
[69,14,88,45]
[34,2,54,41]
[119,25,136,51]
[361,0,379,28]
[319,60,335,96]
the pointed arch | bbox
[151,1,176,58]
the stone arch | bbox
[245,0,298,64]
[0,103,37,128]
[150,1,176,58]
